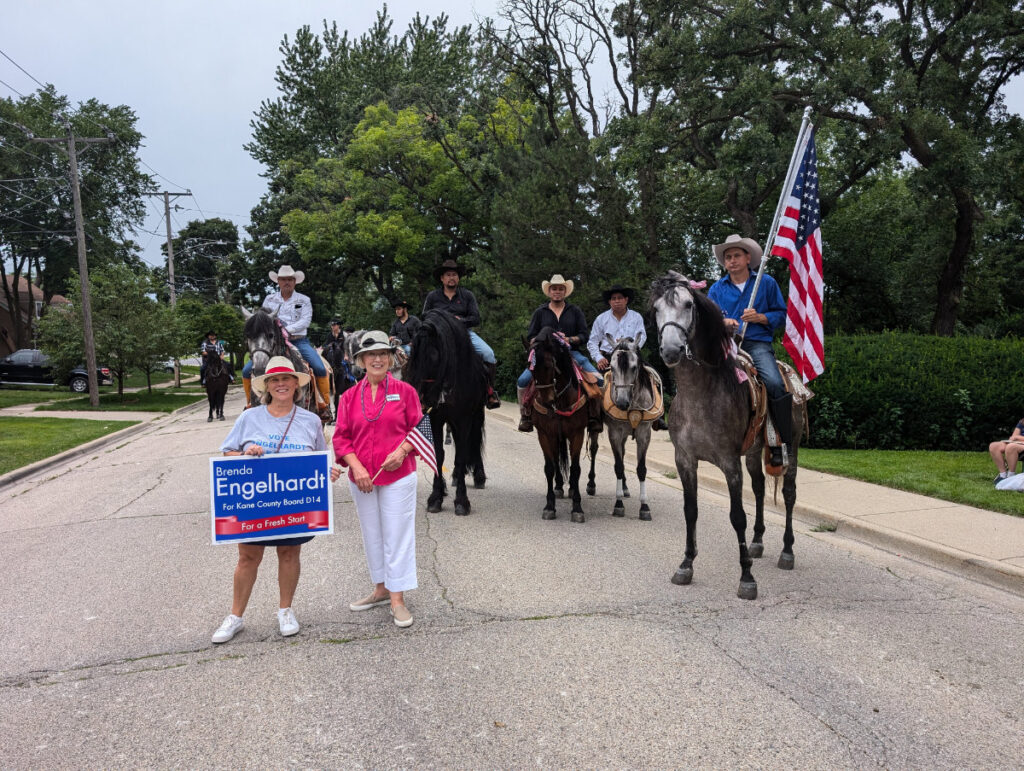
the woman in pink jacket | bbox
[333,330,423,627]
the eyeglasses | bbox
[364,351,390,359]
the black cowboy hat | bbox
[329,318,341,326]
[205,329,217,337]
[601,285,636,303]
[432,259,468,282]
[392,300,412,309]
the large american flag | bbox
[406,413,438,477]
[770,128,824,382]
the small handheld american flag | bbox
[406,413,438,477]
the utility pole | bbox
[32,123,113,408]
[144,190,191,387]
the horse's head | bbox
[530,326,574,408]
[607,335,641,410]
[241,306,281,377]
[407,317,446,408]
[649,271,730,368]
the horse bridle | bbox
[656,286,698,363]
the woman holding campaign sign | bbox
[333,330,426,628]
[212,356,341,644]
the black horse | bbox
[241,307,311,410]
[204,354,231,422]
[404,310,487,516]
[649,271,805,599]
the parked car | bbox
[0,349,113,392]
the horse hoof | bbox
[586,483,596,496]
[748,543,764,559]
[542,509,556,520]
[571,511,586,524]
[671,567,693,585]
[638,506,651,522]
[207,416,213,422]
[737,581,758,600]
[455,503,470,516]
[612,503,625,517]
[218,415,225,421]
[777,553,794,570]
[473,479,486,490]
[427,501,442,513]
[554,487,564,499]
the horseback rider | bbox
[389,300,421,355]
[707,234,792,467]
[517,274,603,433]
[199,330,232,386]
[587,284,667,431]
[241,265,331,414]
[421,259,501,409]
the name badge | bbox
[386,394,400,402]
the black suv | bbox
[0,349,113,392]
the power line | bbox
[0,77,26,98]
[0,47,48,91]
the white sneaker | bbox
[212,614,244,644]
[278,607,300,637]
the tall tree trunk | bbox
[931,186,982,336]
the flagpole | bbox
[738,106,813,342]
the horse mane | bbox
[407,310,487,402]
[533,325,576,378]
[243,308,286,351]
[649,270,740,389]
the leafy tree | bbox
[173,297,245,369]
[0,89,153,349]
[152,218,239,304]
[38,263,190,396]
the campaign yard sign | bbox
[210,451,334,544]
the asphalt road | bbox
[1,391,1022,768]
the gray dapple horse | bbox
[650,271,805,599]
[590,335,662,521]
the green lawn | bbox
[0,388,82,408]
[34,392,206,413]
[0,416,139,475]
[799,449,1024,517]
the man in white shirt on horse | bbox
[242,265,331,414]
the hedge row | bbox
[794,333,1024,451]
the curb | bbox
[487,406,1024,598]
[0,398,208,490]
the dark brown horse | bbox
[203,354,231,422]
[528,326,598,523]
[650,271,805,599]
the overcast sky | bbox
[3,1,1022,270]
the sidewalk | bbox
[488,400,1024,597]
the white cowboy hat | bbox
[354,330,397,366]
[541,274,575,298]
[712,234,764,271]
[251,356,311,395]
[269,265,305,284]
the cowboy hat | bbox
[251,356,311,396]
[601,284,636,303]
[541,274,575,298]
[204,329,217,337]
[712,234,764,271]
[432,259,467,282]
[354,330,397,366]
[391,299,412,309]
[269,265,305,284]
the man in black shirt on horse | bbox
[388,300,421,355]
[422,259,501,409]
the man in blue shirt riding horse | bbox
[707,234,793,468]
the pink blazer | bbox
[333,375,424,485]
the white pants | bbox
[349,471,418,592]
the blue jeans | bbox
[518,350,602,387]
[741,339,784,399]
[242,336,326,378]
[469,331,496,364]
